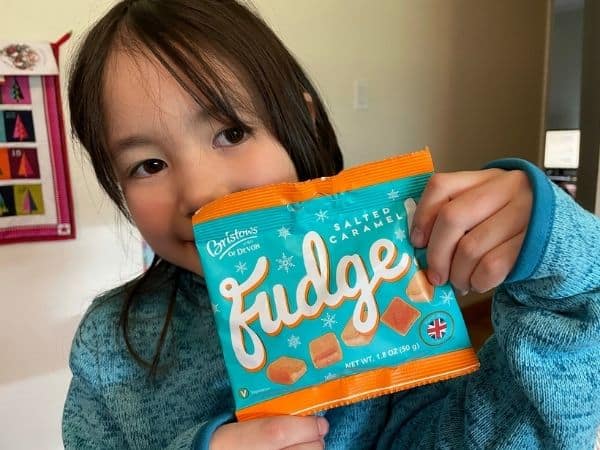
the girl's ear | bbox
[303,92,316,125]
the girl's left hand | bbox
[410,168,533,295]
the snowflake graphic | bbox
[277,226,291,239]
[315,209,329,222]
[287,334,301,349]
[235,261,248,274]
[321,312,337,329]
[395,229,406,241]
[387,189,400,200]
[441,290,454,305]
[276,253,295,273]
[212,303,220,314]
[324,372,337,381]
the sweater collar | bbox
[176,266,212,310]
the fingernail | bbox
[411,227,424,247]
[428,271,441,286]
[317,417,329,436]
[459,289,469,296]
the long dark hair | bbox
[69,0,343,375]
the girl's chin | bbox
[174,258,203,276]
[181,254,203,276]
[159,243,204,276]
[190,266,204,277]
[184,248,204,276]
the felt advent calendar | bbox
[0,34,75,244]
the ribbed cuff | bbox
[192,412,235,450]
[483,158,556,282]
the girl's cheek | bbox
[124,193,162,229]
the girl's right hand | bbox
[210,415,329,450]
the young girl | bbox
[62,1,600,449]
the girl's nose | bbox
[177,156,233,218]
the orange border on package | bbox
[237,348,478,421]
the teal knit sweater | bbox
[62,161,600,449]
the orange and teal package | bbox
[192,148,479,420]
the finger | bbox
[410,169,501,248]
[449,196,531,293]
[211,416,327,450]
[425,171,522,286]
[258,416,328,449]
[404,197,417,231]
[283,440,325,450]
[470,232,525,293]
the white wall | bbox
[0,1,549,448]
[0,2,143,449]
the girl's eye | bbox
[213,126,248,147]
[130,159,167,178]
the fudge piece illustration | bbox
[381,297,421,335]
[406,270,434,302]
[341,310,377,347]
[266,356,307,385]
[309,332,343,368]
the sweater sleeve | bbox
[62,305,232,450]
[377,161,600,449]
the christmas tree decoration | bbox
[21,189,37,214]
[0,76,31,105]
[12,113,28,141]
[10,77,24,102]
[17,153,33,177]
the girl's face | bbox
[103,51,298,275]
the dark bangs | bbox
[69,0,343,219]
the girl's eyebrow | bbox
[110,105,239,157]
[111,110,211,155]
[110,135,155,155]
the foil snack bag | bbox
[193,149,479,420]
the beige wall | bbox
[0,1,549,448]
[255,0,549,170]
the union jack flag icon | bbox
[427,318,447,340]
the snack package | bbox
[193,148,479,421]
